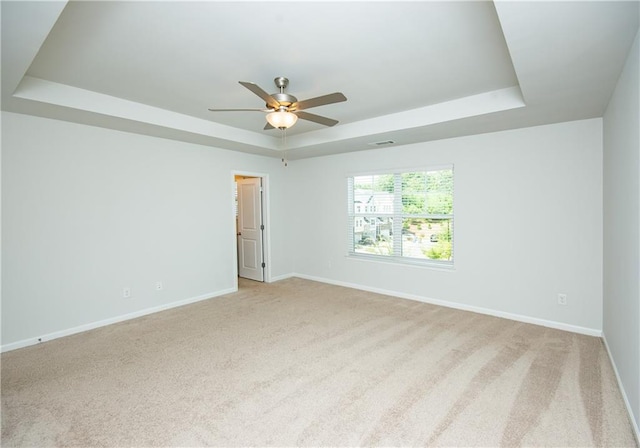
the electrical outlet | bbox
[123,287,131,298]
[156,282,163,291]
[558,293,567,306]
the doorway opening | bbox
[234,173,268,282]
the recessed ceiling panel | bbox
[27,1,518,135]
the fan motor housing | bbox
[269,93,297,109]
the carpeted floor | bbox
[1,277,637,447]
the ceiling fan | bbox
[208,77,347,130]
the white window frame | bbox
[347,166,454,268]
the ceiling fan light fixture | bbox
[266,110,298,129]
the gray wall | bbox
[1,112,293,348]
[289,119,604,334]
[603,29,640,435]
[2,112,606,350]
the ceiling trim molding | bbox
[14,76,280,151]
[288,86,526,150]
[14,76,525,156]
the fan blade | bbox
[296,111,339,127]
[239,81,280,109]
[264,122,275,130]
[292,92,346,111]
[208,108,272,112]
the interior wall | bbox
[603,29,640,434]
[289,118,603,333]
[1,111,292,348]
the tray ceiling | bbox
[2,1,638,159]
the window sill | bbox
[346,253,455,271]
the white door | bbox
[237,177,264,281]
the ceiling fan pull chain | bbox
[282,128,288,167]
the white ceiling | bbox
[2,1,638,160]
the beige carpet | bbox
[1,277,637,447]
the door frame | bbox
[231,170,271,286]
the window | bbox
[348,167,453,265]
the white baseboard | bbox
[291,273,602,337]
[1,287,237,353]
[602,334,640,444]
[268,272,295,283]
